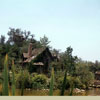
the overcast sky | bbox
[0,0,100,62]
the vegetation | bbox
[49,67,54,96]
[0,28,98,96]
[20,70,24,96]
[60,70,67,96]
[2,54,9,96]
[32,74,48,89]
[11,60,16,96]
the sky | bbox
[0,0,100,62]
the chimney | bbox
[28,43,33,57]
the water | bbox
[6,88,100,96]
[1,84,100,96]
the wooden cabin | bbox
[94,71,100,87]
[95,71,100,80]
[22,43,55,74]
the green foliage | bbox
[51,61,61,72]
[2,54,9,96]
[49,67,54,96]
[75,63,94,89]
[69,82,74,96]
[68,77,75,96]
[0,35,5,45]
[80,72,94,89]
[16,69,31,89]
[40,35,51,48]
[61,46,77,76]
[0,28,97,96]
[7,28,35,46]
[0,77,3,96]
[57,75,82,92]
[21,70,24,96]
[11,60,16,96]
[32,74,48,89]
[60,70,67,96]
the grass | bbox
[49,67,54,96]
[2,54,9,96]
[60,70,67,96]
[11,60,16,96]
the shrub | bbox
[57,76,70,89]
[49,67,54,96]
[57,76,82,90]
[79,72,94,89]
[16,69,32,89]
[2,54,9,96]
[11,60,16,96]
[32,74,48,89]
[60,70,67,96]
[72,77,82,88]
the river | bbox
[1,84,100,96]
[4,88,100,96]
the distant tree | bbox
[95,60,100,70]
[7,28,24,46]
[0,35,5,45]
[76,63,94,89]
[7,28,35,46]
[52,49,60,56]
[61,46,78,76]
[40,35,51,48]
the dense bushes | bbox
[4,66,95,91]
[79,72,94,89]
[56,73,93,90]
[32,74,48,89]
[15,70,48,90]
[16,70,32,89]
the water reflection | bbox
[1,86,100,96]
[11,88,100,96]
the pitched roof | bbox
[24,56,36,63]
[23,47,45,58]
[32,47,45,57]
[23,47,52,63]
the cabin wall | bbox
[22,48,53,74]
[95,74,100,80]
[33,49,53,74]
[41,50,53,73]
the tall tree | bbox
[0,35,5,45]
[62,46,77,76]
[40,35,51,48]
[7,28,25,46]
[7,28,35,46]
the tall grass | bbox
[69,81,74,96]
[11,60,16,96]
[49,67,54,96]
[60,70,67,96]
[2,54,9,96]
[21,70,24,96]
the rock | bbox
[81,89,85,92]
[74,88,85,93]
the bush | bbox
[76,64,94,89]
[32,74,48,89]
[79,72,94,89]
[0,79,2,84]
[57,76,82,89]
[57,76,70,89]
[16,69,32,89]
[72,77,82,88]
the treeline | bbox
[0,28,100,95]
